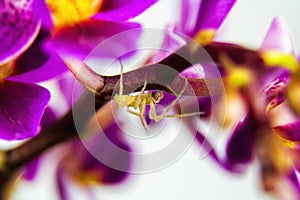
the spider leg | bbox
[116,59,126,108]
[138,99,148,127]
[149,101,161,122]
[166,112,204,118]
[140,81,147,94]
[154,79,189,122]
[133,81,147,109]
[127,99,148,127]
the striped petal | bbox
[0,0,41,65]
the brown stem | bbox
[64,41,265,100]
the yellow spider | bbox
[114,61,203,127]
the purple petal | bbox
[147,26,186,64]
[40,107,58,128]
[80,122,131,183]
[273,121,300,142]
[55,121,131,189]
[262,68,290,110]
[288,169,300,196]
[56,165,69,200]
[180,94,221,118]
[142,91,177,126]
[23,108,57,181]
[93,0,158,21]
[260,17,295,54]
[177,0,236,37]
[47,20,141,60]
[225,113,257,165]
[7,53,68,83]
[32,0,53,29]
[0,81,50,140]
[194,131,245,173]
[10,29,51,76]
[0,0,41,65]
[56,160,97,200]
[57,72,85,107]
[23,158,40,180]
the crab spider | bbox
[114,60,203,127]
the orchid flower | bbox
[187,17,300,199]
[0,0,157,198]
[56,121,131,200]
[2,0,300,200]
[0,0,158,140]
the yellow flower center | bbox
[46,0,103,29]
[193,29,216,46]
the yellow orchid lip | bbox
[193,29,216,46]
[219,53,253,89]
[260,50,300,76]
[46,0,103,29]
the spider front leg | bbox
[127,98,148,127]
[150,79,188,122]
[149,79,203,122]
[133,81,147,109]
[115,59,128,108]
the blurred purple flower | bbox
[1,4,153,197]
[0,0,158,141]
[189,17,300,198]
[56,122,131,200]
[176,0,236,38]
